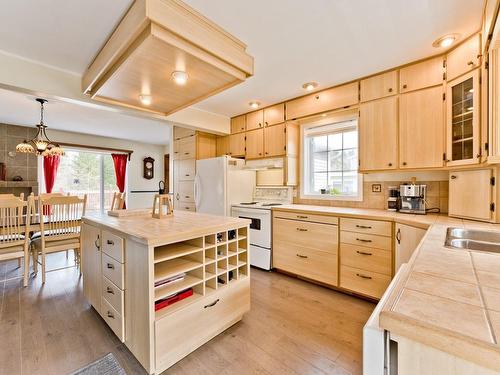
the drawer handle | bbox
[296,228,308,232]
[94,237,100,250]
[185,195,190,199]
[356,238,372,243]
[185,174,190,177]
[184,152,190,155]
[356,225,372,229]
[467,60,475,66]
[356,273,372,280]
[107,311,114,319]
[296,253,308,259]
[356,250,372,256]
[106,287,115,294]
[204,299,220,308]
[107,263,115,270]
[296,215,308,219]
[107,240,114,245]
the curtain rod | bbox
[58,142,133,160]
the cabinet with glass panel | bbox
[446,69,480,166]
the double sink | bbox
[445,228,500,254]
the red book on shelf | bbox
[155,288,193,311]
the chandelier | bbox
[16,98,65,156]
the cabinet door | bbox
[446,70,480,166]
[216,136,229,156]
[196,133,216,160]
[245,128,264,159]
[359,96,398,171]
[82,223,101,311]
[449,169,494,221]
[173,126,195,141]
[395,224,426,272]
[264,123,286,157]
[229,133,246,157]
[446,34,480,81]
[246,110,264,130]
[400,56,444,93]
[230,115,246,133]
[399,86,445,169]
[360,70,398,102]
[263,103,285,126]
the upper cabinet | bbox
[216,136,229,156]
[229,133,246,157]
[246,110,264,130]
[446,69,480,166]
[285,82,358,120]
[245,129,264,159]
[264,123,286,157]
[446,35,481,81]
[400,56,444,93]
[231,115,246,133]
[173,127,195,141]
[360,70,398,102]
[82,0,253,116]
[264,103,285,126]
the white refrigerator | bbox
[195,156,256,216]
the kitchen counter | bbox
[273,204,500,371]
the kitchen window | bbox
[301,116,362,201]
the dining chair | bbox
[111,192,126,210]
[0,193,25,200]
[0,195,34,286]
[31,195,87,283]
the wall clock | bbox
[143,157,155,180]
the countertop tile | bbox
[482,286,500,313]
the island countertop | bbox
[83,209,250,246]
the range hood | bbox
[244,158,284,171]
[82,0,253,116]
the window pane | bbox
[313,172,328,193]
[342,148,358,171]
[312,151,328,172]
[310,135,327,152]
[343,171,358,195]
[328,172,342,195]
[328,150,342,171]
[343,130,358,149]
[328,133,342,150]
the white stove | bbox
[231,187,293,270]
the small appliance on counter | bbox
[399,184,427,214]
[387,186,399,211]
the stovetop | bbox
[235,201,285,208]
[232,187,293,210]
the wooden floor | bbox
[0,254,375,375]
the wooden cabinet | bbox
[173,136,196,160]
[245,128,264,159]
[446,69,480,166]
[246,110,264,130]
[399,86,445,169]
[230,115,246,133]
[173,127,195,141]
[400,56,444,93]
[446,34,481,81]
[264,123,286,157]
[229,132,246,157]
[285,82,359,120]
[263,103,285,126]
[395,223,426,272]
[196,133,217,160]
[360,70,398,102]
[82,223,101,312]
[359,96,398,171]
[449,169,495,222]
[216,135,229,156]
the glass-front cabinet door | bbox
[446,69,480,166]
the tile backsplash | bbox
[0,124,38,182]
[293,180,449,213]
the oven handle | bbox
[231,207,270,216]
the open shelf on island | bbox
[154,258,203,282]
[154,242,203,264]
[154,274,203,301]
[155,292,204,319]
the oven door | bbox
[231,206,271,249]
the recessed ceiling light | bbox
[432,34,459,48]
[302,82,318,91]
[139,94,152,105]
[171,71,189,85]
[249,101,260,109]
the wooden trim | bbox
[58,142,133,159]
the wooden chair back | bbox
[0,193,24,200]
[0,196,32,249]
[38,195,87,244]
[111,192,126,210]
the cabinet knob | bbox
[450,175,457,180]
[388,88,393,93]
[106,263,114,269]
[265,152,269,155]
[388,163,392,167]
[467,61,475,66]
[107,311,114,319]
[402,84,407,89]
[259,123,262,127]
[265,121,268,126]
[402,162,407,166]
[106,240,114,245]
[106,287,114,294]
[315,95,320,100]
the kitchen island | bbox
[81,210,250,374]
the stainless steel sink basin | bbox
[445,227,500,254]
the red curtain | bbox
[111,154,128,208]
[43,155,60,193]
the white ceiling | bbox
[0,88,171,145]
[0,0,486,120]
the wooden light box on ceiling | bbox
[82,0,254,116]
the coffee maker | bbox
[399,184,427,214]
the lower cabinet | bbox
[394,223,427,272]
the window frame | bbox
[300,113,363,201]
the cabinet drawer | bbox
[340,218,392,236]
[102,275,124,316]
[173,137,196,160]
[340,231,392,251]
[155,278,250,372]
[177,159,195,181]
[273,210,339,225]
[340,243,391,276]
[274,218,338,254]
[176,181,194,203]
[102,253,124,290]
[340,265,391,299]
[101,297,124,342]
[174,201,196,212]
[273,242,338,286]
[101,230,124,263]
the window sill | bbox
[300,193,363,202]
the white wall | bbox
[47,128,167,209]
